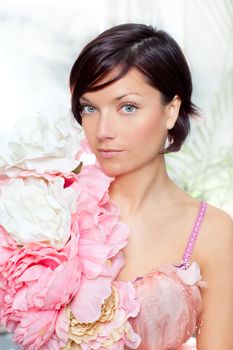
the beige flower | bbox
[62,281,141,350]
[63,285,118,348]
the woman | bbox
[69,23,233,349]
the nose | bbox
[96,112,116,141]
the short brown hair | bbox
[69,23,199,152]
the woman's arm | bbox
[196,209,233,350]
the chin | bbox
[97,162,126,178]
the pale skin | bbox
[79,67,233,349]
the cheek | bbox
[129,113,167,151]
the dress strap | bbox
[177,201,207,269]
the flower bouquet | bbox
[0,114,140,350]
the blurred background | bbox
[0,0,232,348]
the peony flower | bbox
[0,109,134,350]
[0,113,83,176]
[63,281,141,350]
[0,162,132,350]
[75,165,129,281]
[0,174,80,248]
[0,228,81,349]
[9,307,69,350]
[0,233,81,312]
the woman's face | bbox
[79,68,179,177]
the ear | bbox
[165,95,181,130]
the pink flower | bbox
[0,225,78,348]
[77,165,129,259]
[8,307,68,350]
[0,230,80,315]
[0,164,131,349]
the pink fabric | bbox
[125,263,203,350]
[124,201,207,350]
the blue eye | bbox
[80,105,96,115]
[122,104,137,114]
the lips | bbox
[98,149,122,152]
[97,148,123,159]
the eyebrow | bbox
[79,93,141,103]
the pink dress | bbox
[125,201,207,350]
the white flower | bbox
[0,176,80,248]
[0,113,83,176]
[176,261,202,285]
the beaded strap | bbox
[177,201,207,270]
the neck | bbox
[109,155,173,218]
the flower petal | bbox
[70,276,112,323]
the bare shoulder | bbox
[204,203,233,229]
[195,203,233,270]
[203,203,233,238]
[194,204,233,348]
